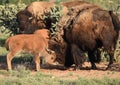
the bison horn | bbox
[28,17,33,20]
[46,48,55,54]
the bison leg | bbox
[64,45,74,68]
[102,43,115,69]
[107,51,114,69]
[34,54,40,71]
[101,27,116,69]
[88,50,97,69]
[71,44,85,70]
[7,52,16,71]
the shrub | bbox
[0,3,26,35]
[43,5,63,36]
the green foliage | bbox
[43,5,63,36]
[0,32,8,55]
[54,0,70,4]
[114,35,120,63]
[85,0,120,18]
[0,0,49,5]
[0,47,8,56]
[0,3,26,35]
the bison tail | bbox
[109,11,120,32]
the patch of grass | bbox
[0,47,8,55]
[11,65,31,78]
[0,69,120,85]
[68,72,73,76]
[0,32,9,55]
[76,77,120,85]
[0,70,9,75]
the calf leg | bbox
[7,52,16,70]
[34,54,40,71]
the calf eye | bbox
[51,57,54,60]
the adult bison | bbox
[57,1,120,69]
[16,1,56,34]
[6,29,56,71]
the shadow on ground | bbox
[0,55,120,72]
[0,55,35,70]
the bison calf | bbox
[6,29,56,71]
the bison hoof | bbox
[91,66,97,70]
[66,67,75,71]
[106,64,112,70]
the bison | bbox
[6,29,56,71]
[57,1,120,70]
[15,1,120,70]
[16,1,56,34]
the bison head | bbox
[16,1,57,34]
[16,10,46,34]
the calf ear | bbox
[48,31,51,39]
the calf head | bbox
[44,48,56,64]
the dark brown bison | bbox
[57,1,120,69]
[16,1,56,34]
[6,29,56,71]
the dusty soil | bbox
[1,61,120,80]
[0,62,120,80]
[39,62,120,80]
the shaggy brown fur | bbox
[61,0,89,8]
[16,1,56,34]
[60,1,120,69]
[6,29,56,71]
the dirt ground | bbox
[1,62,120,80]
[38,62,120,80]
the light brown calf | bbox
[6,29,56,71]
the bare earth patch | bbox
[0,62,120,80]
[31,62,120,80]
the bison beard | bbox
[62,1,120,70]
